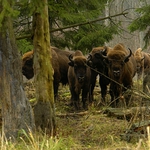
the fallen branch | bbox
[105,107,150,121]
[56,110,102,117]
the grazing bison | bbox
[101,43,137,107]
[22,47,74,99]
[87,46,111,104]
[68,50,91,110]
[134,48,150,79]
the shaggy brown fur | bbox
[102,43,137,107]
[87,46,112,104]
[68,50,91,110]
[22,47,74,99]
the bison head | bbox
[69,54,87,83]
[135,56,144,74]
[22,51,34,79]
[87,46,108,68]
[101,48,132,79]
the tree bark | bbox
[0,4,35,139]
[33,0,56,136]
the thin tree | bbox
[32,0,56,136]
[0,0,35,140]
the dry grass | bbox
[7,77,149,150]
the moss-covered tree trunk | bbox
[0,2,35,139]
[33,0,56,136]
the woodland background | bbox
[1,0,150,149]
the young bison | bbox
[68,50,91,110]
[87,46,112,105]
[134,48,150,77]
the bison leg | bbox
[82,90,89,110]
[53,81,59,101]
[142,72,150,104]
[89,71,98,102]
[143,73,150,94]
[99,76,109,104]
[109,83,120,107]
[53,72,61,101]
[123,86,132,107]
[73,96,80,110]
[69,88,80,110]
[123,78,133,107]
[109,89,115,107]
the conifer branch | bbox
[16,12,128,40]
[50,12,128,33]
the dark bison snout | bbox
[136,66,141,73]
[22,67,34,79]
[22,61,34,79]
[113,70,120,78]
[78,75,85,83]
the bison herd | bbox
[22,43,150,110]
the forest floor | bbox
[24,77,150,150]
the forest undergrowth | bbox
[21,77,150,150]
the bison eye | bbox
[121,61,124,66]
[108,60,112,66]
[74,64,77,69]
[25,59,33,65]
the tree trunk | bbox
[0,5,35,139]
[33,0,56,136]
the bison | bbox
[134,48,149,79]
[134,48,150,94]
[87,46,111,105]
[68,50,91,110]
[100,43,137,107]
[22,50,34,80]
[22,47,74,100]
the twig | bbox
[56,110,102,117]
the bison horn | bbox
[102,46,107,54]
[69,54,73,62]
[87,54,93,66]
[87,54,92,60]
[124,48,132,63]
[141,56,145,61]
[99,50,107,59]
[68,54,74,66]
[99,46,108,59]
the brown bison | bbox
[22,50,34,80]
[87,46,111,104]
[68,50,91,110]
[134,48,150,79]
[100,43,137,107]
[134,48,150,94]
[22,47,74,99]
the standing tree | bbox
[32,0,56,136]
[0,0,35,139]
